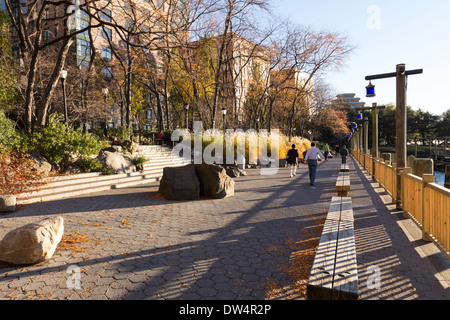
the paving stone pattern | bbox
[0,156,449,300]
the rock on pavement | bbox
[0,216,64,265]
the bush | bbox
[99,165,116,175]
[108,126,132,141]
[27,114,103,169]
[132,155,148,171]
[131,155,148,167]
[0,110,25,153]
[79,157,101,173]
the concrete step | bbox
[17,145,191,205]
[17,172,164,205]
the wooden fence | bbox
[351,150,450,260]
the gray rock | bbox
[28,153,52,176]
[0,195,16,212]
[226,166,247,178]
[195,164,235,199]
[0,217,64,265]
[98,150,136,173]
[158,164,200,200]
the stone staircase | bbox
[17,145,191,205]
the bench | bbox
[307,196,359,300]
[336,172,350,197]
[340,164,349,172]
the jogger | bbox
[304,142,325,186]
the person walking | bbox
[335,145,340,158]
[323,143,330,161]
[340,145,349,164]
[304,142,325,187]
[286,144,300,178]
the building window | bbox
[78,39,91,58]
[101,27,112,40]
[155,0,164,9]
[42,29,50,41]
[100,9,112,22]
[78,19,89,38]
[102,66,112,79]
[101,46,112,60]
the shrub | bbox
[108,126,132,141]
[78,157,101,173]
[27,114,103,169]
[0,110,24,153]
[99,165,116,175]
[131,155,148,167]
[132,155,148,171]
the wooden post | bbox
[364,117,369,154]
[391,163,397,204]
[422,174,435,241]
[372,106,379,180]
[414,136,418,157]
[396,64,407,210]
[402,167,412,218]
[445,165,450,189]
[359,124,363,157]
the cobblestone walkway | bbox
[0,156,449,300]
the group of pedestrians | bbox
[285,142,349,188]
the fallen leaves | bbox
[58,231,102,257]
[265,213,325,300]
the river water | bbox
[435,171,445,187]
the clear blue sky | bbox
[270,0,450,116]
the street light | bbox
[185,104,189,129]
[60,69,68,130]
[365,64,423,209]
[102,87,109,137]
[222,107,227,133]
[365,80,375,97]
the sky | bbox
[270,0,450,116]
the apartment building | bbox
[332,93,366,109]
[1,0,182,131]
[189,32,271,127]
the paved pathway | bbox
[0,156,449,300]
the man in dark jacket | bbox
[340,145,349,164]
[287,144,299,178]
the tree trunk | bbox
[36,38,73,127]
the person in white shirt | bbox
[304,142,325,186]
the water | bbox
[435,171,445,187]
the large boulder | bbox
[0,217,64,265]
[158,164,200,200]
[195,164,235,199]
[98,150,136,174]
[28,153,52,176]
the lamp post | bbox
[102,87,109,137]
[185,104,189,129]
[222,107,227,134]
[60,69,68,130]
[365,64,423,209]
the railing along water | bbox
[351,150,450,260]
